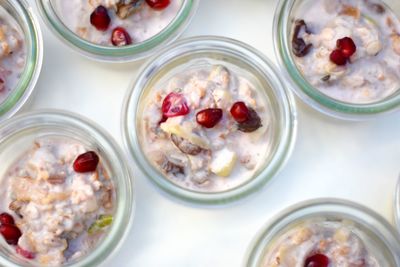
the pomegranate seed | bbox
[0,224,22,245]
[337,37,356,58]
[90,5,111,31]
[329,49,347,66]
[0,213,15,225]
[16,246,35,260]
[196,108,223,128]
[161,92,190,118]
[305,254,330,267]
[73,151,99,173]
[145,0,170,10]
[111,27,132,47]
[230,102,250,123]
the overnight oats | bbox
[37,0,198,61]
[246,199,400,267]
[0,138,114,266]
[123,37,296,204]
[291,0,400,103]
[0,6,26,103]
[59,0,182,46]
[141,64,269,192]
[274,0,400,117]
[0,111,134,267]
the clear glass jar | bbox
[122,36,297,205]
[36,0,199,62]
[0,0,43,121]
[0,110,135,267]
[273,0,400,120]
[246,198,400,266]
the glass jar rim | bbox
[122,35,297,205]
[36,0,199,62]
[0,109,135,267]
[395,174,400,233]
[273,0,400,120]
[245,198,400,266]
[0,0,43,120]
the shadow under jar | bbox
[246,199,400,267]
[122,36,297,205]
[36,0,199,62]
[0,0,42,121]
[0,110,134,267]
[274,0,400,119]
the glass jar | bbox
[0,110,135,267]
[36,0,199,62]
[246,198,400,266]
[273,0,400,120]
[0,0,43,121]
[122,36,297,205]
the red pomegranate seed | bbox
[196,108,223,128]
[337,37,356,58]
[145,0,170,10]
[0,224,22,245]
[73,151,99,173]
[230,102,250,123]
[111,27,132,47]
[0,213,15,225]
[329,49,347,66]
[16,246,35,260]
[90,5,111,31]
[305,254,330,267]
[161,92,190,118]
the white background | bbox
[25,0,400,266]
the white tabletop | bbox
[26,0,400,266]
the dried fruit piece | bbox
[230,102,250,123]
[337,37,356,58]
[73,151,99,173]
[161,92,190,118]
[116,0,144,19]
[111,27,132,46]
[329,49,347,66]
[16,246,35,260]
[0,213,15,225]
[366,2,385,14]
[0,224,22,245]
[305,253,330,267]
[237,107,262,133]
[145,0,170,10]
[292,20,313,57]
[340,5,360,19]
[90,6,111,31]
[196,108,223,128]
[88,215,113,234]
[160,156,185,176]
[171,134,202,155]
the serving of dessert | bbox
[57,0,182,46]
[0,138,114,266]
[291,0,400,104]
[140,63,270,192]
[123,36,296,203]
[0,5,26,104]
[246,199,400,267]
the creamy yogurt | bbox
[0,5,26,103]
[262,219,379,267]
[0,138,114,266]
[56,0,182,46]
[292,0,400,103]
[140,63,271,192]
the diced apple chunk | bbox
[160,119,210,149]
[210,148,237,177]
